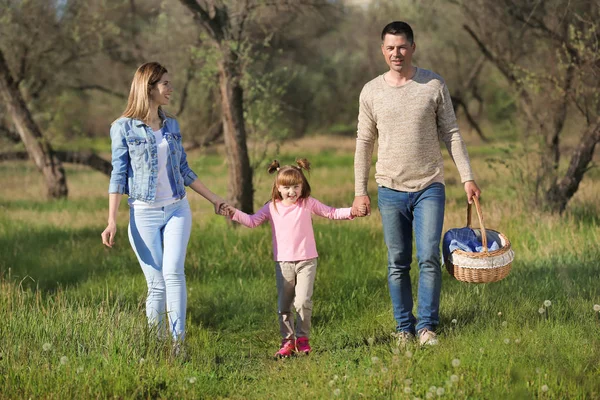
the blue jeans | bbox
[378,183,445,334]
[128,197,192,342]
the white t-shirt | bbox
[129,128,180,208]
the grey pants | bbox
[275,258,318,340]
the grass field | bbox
[1,135,599,399]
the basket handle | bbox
[466,196,488,253]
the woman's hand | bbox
[101,222,117,248]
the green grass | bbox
[1,137,599,399]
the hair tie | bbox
[276,167,280,171]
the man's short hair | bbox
[381,21,414,44]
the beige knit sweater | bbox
[354,67,474,196]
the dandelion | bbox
[76,366,84,374]
[451,358,461,367]
[543,300,551,307]
[139,358,145,364]
[405,350,413,359]
[381,367,388,373]
[371,356,380,364]
[329,380,335,387]
[333,388,341,396]
[535,368,541,374]
[497,312,502,316]
[479,348,484,354]
[426,393,434,399]
[541,384,549,392]
[367,337,374,346]
[188,377,197,384]
[450,375,459,383]
[593,304,600,312]
[392,348,400,355]
[515,338,521,344]
[60,356,68,365]
[538,307,546,314]
[429,386,437,392]
[501,321,507,327]
[451,319,457,324]
[504,338,510,344]
[404,378,413,386]
[333,375,339,381]
[42,343,52,352]
[404,387,412,394]
[436,387,445,396]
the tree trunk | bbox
[0,50,68,198]
[0,150,111,176]
[545,120,600,214]
[218,56,253,213]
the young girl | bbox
[223,159,363,358]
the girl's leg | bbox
[128,206,166,337]
[294,258,317,338]
[275,261,297,340]
[162,198,192,342]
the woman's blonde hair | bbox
[121,62,168,122]
[268,159,312,210]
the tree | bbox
[178,0,334,213]
[456,0,600,213]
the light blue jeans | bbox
[128,197,192,342]
[378,183,445,334]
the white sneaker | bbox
[418,328,438,346]
[391,331,416,347]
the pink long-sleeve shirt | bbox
[231,197,354,262]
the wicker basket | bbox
[445,197,514,283]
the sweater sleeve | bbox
[231,203,270,227]
[354,84,377,196]
[308,197,354,220]
[436,83,474,183]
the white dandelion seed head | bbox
[426,393,434,399]
[392,347,400,355]
[367,337,374,346]
[381,367,388,373]
[329,380,335,387]
[497,312,502,316]
[538,307,546,314]
[429,386,437,392]
[515,338,521,344]
[188,377,197,384]
[333,375,339,381]
[479,348,485,353]
[333,388,341,397]
[593,304,600,312]
[504,338,510,344]
[451,358,461,367]
[450,375,459,382]
[371,356,380,364]
[76,366,84,374]
[405,350,413,359]
[436,387,445,396]
[404,387,412,394]
[139,358,145,364]
[42,343,52,352]
[544,300,552,307]
[541,384,549,392]
[535,368,541,374]
[451,319,457,324]
[60,356,68,365]
[501,321,508,327]
[404,378,413,386]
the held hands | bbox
[464,180,482,204]
[101,222,117,248]
[220,204,236,217]
[352,195,371,217]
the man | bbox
[352,21,481,346]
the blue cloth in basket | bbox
[443,228,499,262]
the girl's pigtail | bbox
[267,160,280,174]
[296,158,311,172]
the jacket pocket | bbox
[126,137,147,158]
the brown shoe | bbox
[418,328,439,346]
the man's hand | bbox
[464,180,481,204]
[352,195,371,217]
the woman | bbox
[101,62,225,353]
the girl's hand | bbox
[101,222,117,248]
[351,204,368,217]
[220,204,236,217]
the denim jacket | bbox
[108,115,198,203]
